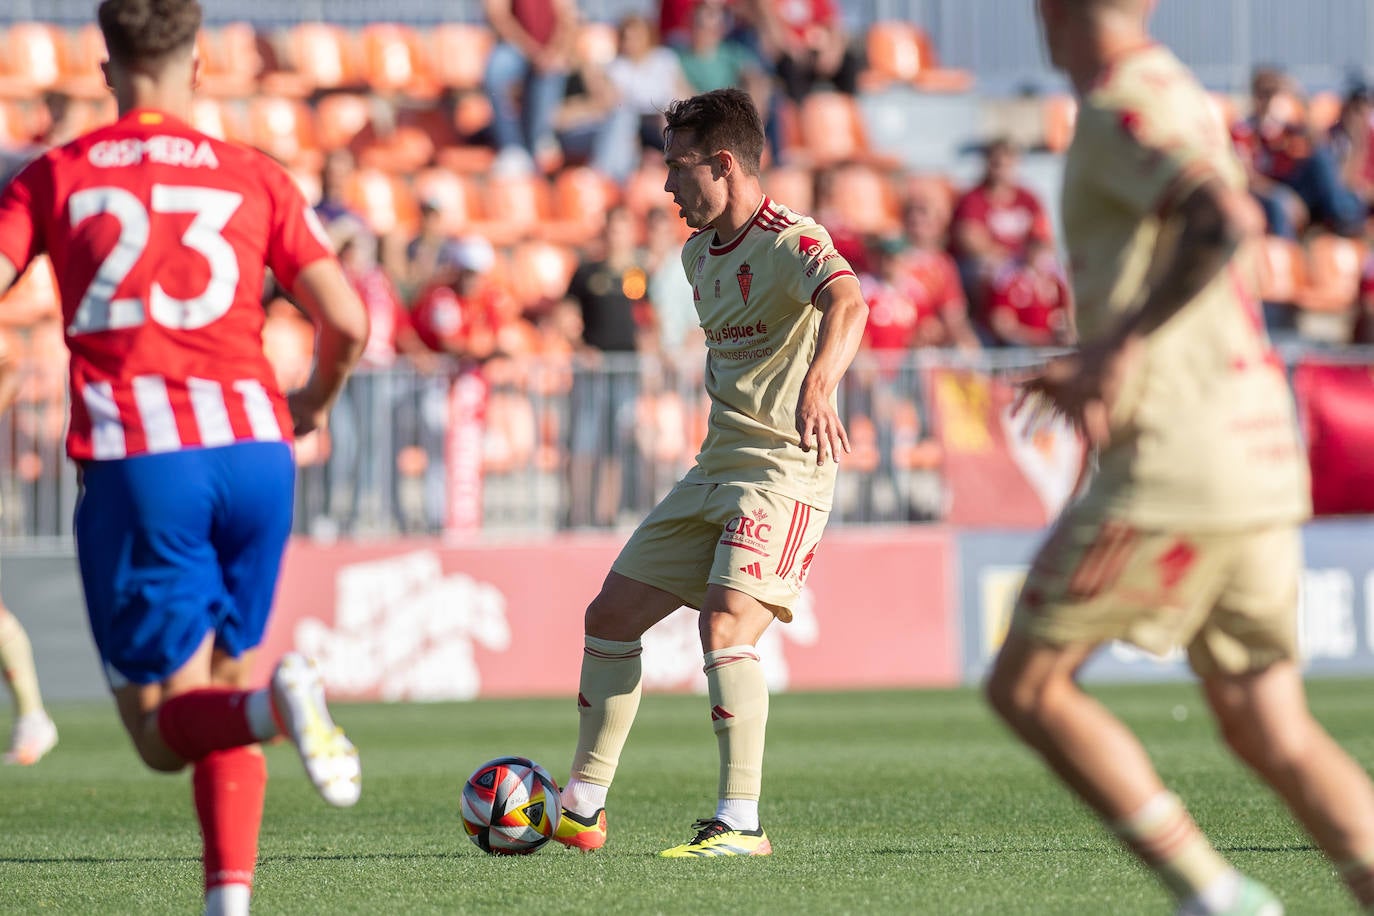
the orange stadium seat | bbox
[763,165,814,214]
[542,166,620,246]
[190,97,244,142]
[359,24,436,98]
[507,240,577,308]
[1256,235,1307,306]
[864,21,923,88]
[1042,94,1078,153]
[428,24,494,92]
[247,95,319,169]
[344,167,420,236]
[1308,90,1342,134]
[0,23,63,98]
[0,100,33,147]
[59,23,110,98]
[196,23,263,98]
[575,22,619,70]
[414,167,479,234]
[623,161,672,216]
[828,164,899,234]
[261,23,356,97]
[473,174,552,246]
[1300,234,1365,312]
[315,92,372,151]
[911,27,974,92]
[796,92,895,168]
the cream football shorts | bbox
[612,481,828,621]
[1011,510,1300,677]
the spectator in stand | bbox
[314,148,364,226]
[982,257,1073,348]
[677,0,770,103]
[1328,85,1374,212]
[564,206,652,527]
[752,0,860,103]
[483,0,579,175]
[407,237,520,363]
[644,205,702,363]
[607,16,690,154]
[398,195,453,305]
[1232,66,1365,238]
[950,137,1056,323]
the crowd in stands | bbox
[0,6,1372,532]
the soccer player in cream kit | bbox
[987,2,1374,913]
[554,88,868,857]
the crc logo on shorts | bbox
[720,508,771,555]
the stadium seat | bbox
[196,23,263,98]
[622,160,672,216]
[0,23,63,98]
[796,91,888,168]
[189,97,240,141]
[1042,94,1078,153]
[427,24,494,92]
[315,92,372,151]
[414,167,479,235]
[359,23,436,98]
[863,21,923,88]
[344,167,420,236]
[541,166,620,246]
[575,22,618,70]
[1256,235,1306,306]
[763,164,815,215]
[506,240,577,308]
[261,23,356,97]
[59,23,110,98]
[0,100,33,147]
[911,27,974,92]
[1300,234,1365,312]
[827,164,900,235]
[247,95,319,169]
[1308,90,1342,134]
[472,174,552,245]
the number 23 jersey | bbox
[0,108,333,461]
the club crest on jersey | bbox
[695,255,706,278]
[736,263,753,304]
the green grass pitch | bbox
[3,680,1372,914]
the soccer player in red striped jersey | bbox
[0,3,368,913]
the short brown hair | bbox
[663,88,765,175]
[98,0,202,65]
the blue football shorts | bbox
[75,441,295,688]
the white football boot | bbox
[4,710,57,765]
[271,653,361,807]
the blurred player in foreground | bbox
[554,88,867,857]
[0,2,368,913]
[0,330,58,764]
[987,2,1374,914]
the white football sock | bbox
[204,883,251,916]
[563,777,608,818]
[1180,869,1241,914]
[244,689,278,742]
[715,797,759,832]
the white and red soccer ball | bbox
[460,756,561,855]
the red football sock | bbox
[157,688,258,762]
[194,746,267,891]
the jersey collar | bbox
[708,195,769,256]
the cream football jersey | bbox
[679,196,857,510]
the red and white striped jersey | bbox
[0,109,333,460]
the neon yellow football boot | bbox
[659,819,772,858]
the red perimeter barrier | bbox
[1294,361,1374,516]
[254,528,956,700]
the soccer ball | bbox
[460,756,562,855]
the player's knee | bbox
[1219,711,1311,776]
[584,593,640,642]
[133,740,188,773]
[984,663,1062,727]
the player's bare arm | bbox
[287,259,369,437]
[1022,178,1257,446]
[797,276,867,465]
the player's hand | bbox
[1015,334,1143,449]
[796,388,851,466]
[287,387,331,438]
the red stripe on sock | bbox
[157,688,259,762]
[194,747,266,891]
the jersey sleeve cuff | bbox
[810,270,857,307]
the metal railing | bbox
[2,345,1362,548]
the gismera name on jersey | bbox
[88,136,220,170]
